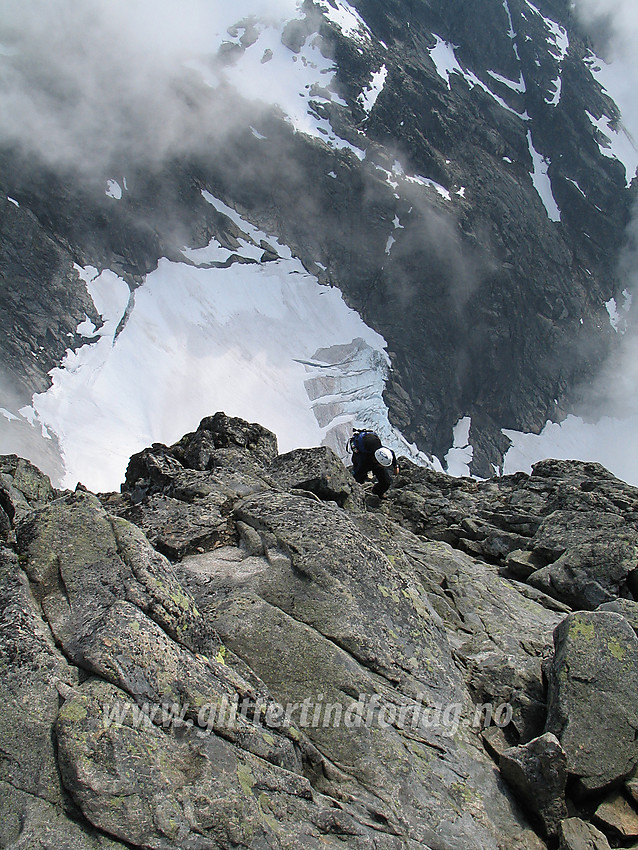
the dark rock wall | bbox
[0,0,635,477]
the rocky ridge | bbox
[2,412,638,849]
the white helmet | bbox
[375,447,394,467]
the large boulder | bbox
[116,465,271,560]
[528,527,638,610]
[594,792,638,839]
[118,413,280,560]
[545,611,638,791]
[597,598,638,634]
[0,454,56,528]
[119,492,234,560]
[269,445,363,507]
[499,733,568,837]
[0,544,128,849]
[173,411,279,469]
[0,454,56,507]
[121,443,186,497]
[558,818,612,850]
[122,413,278,500]
[530,510,626,563]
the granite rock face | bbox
[499,733,568,837]
[544,611,638,793]
[559,818,613,850]
[388,457,638,611]
[3,414,638,847]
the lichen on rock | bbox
[3,416,638,847]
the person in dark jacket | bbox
[349,430,399,498]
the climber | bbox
[347,428,399,498]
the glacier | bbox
[30,194,435,491]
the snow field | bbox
[30,195,433,491]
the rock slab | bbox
[545,611,638,791]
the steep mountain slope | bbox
[2,413,638,849]
[0,0,635,486]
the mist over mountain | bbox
[1,0,637,489]
[5,4,638,847]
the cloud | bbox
[573,0,638,55]
[497,2,638,484]
[0,0,300,172]
[572,0,638,140]
[572,0,638,394]
[514,2,638,484]
[582,210,638,412]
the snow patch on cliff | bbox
[30,195,434,491]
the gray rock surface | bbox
[545,611,638,792]
[56,678,342,850]
[528,521,638,610]
[179,530,542,849]
[388,458,638,610]
[0,545,78,809]
[499,733,568,837]
[393,534,563,743]
[558,818,612,850]
[597,598,638,634]
[594,792,638,839]
[0,541,128,849]
[2,0,637,837]
[0,455,55,525]
[5,416,638,847]
[269,445,362,508]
